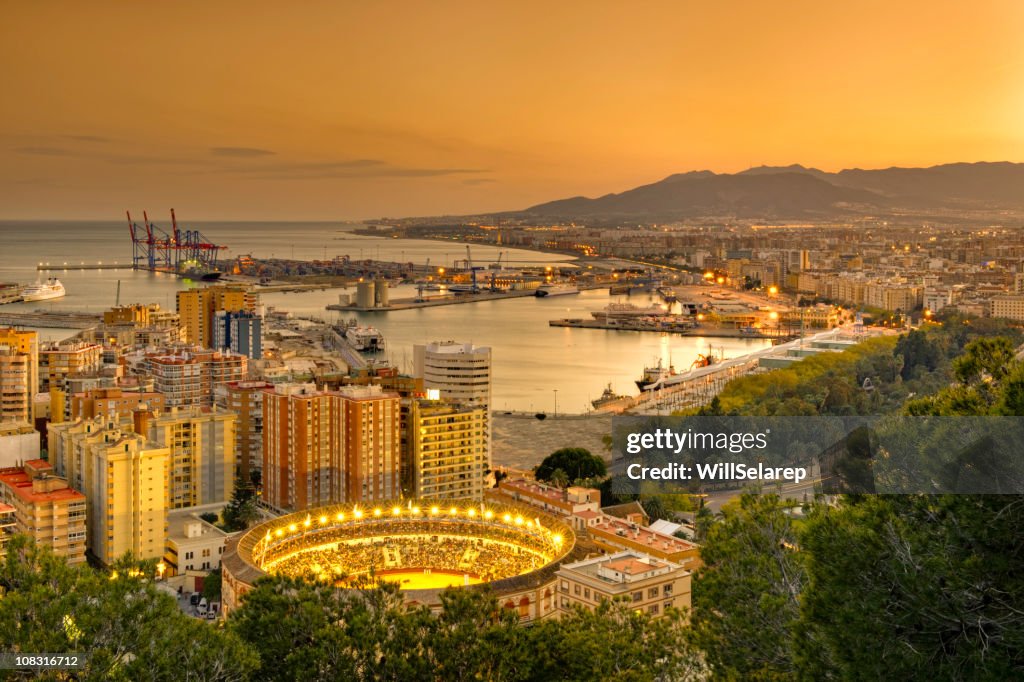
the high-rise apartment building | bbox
[262,383,400,512]
[146,349,247,408]
[219,380,273,482]
[407,397,488,501]
[413,341,492,469]
[336,384,401,504]
[143,406,236,509]
[38,339,103,391]
[0,459,87,564]
[0,328,38,424]
[176,285,257,347]
[212,310,263,359]
[262,383,339,511]
[83,429,169,566]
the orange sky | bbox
[2,1,1022,220]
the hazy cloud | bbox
[61,134,110,143]
[13,146,76,156]
[210,146,276,157]
[463,178,497,185]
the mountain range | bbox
[520,162,1024,220]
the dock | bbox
[37,263,130,271]
[0,310,101,329]
[549,318,779,338]
[327,284,604,312]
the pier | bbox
[327,284,605,312]
[548,318,781,338]
[0,310,101,329]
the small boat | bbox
[535,283,580,297]
[21,278,66,302]
[657,286,678,303]
[591,383,624,409]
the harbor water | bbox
[0,220,771,413]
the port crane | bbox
[127,209,226,273]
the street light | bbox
[553,389,558,418]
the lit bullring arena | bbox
[221,500,587,620]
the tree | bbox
[953,336,1016,385]
[797,495,1024,679]
[0,536,258,681]
[529,599,704,681]
[223,476,261,532]
[203,568,223,603]
[688,492,805,679]
[640,496,668,523]
[534,448,607,483]
[548,468,569,489]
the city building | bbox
[413,341,492,468]
[82,428,169,566]
[0,502,15,551]
[413,341,492,409]
[0,459,87,564]
[0,422,40,469]
[990,295,1024,322]
[262,383,400,512]
[212,310,263,360]
[555,550,691,620]
[143,406,237,509]
[145,348,248,408]
[69,386,166,422]
[218,380,273,482]
[163,504,232,576]
[336,384,401,504]
[38,339,102,392]
[407,397,488,501]
[0,328,38,424]
[584,514,701,570]
[262,383,339,512]
[176,285,257,347]
[487,478,601,531]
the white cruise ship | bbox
[591,302,666,319]
[535,283,580,297]
[20,278,66,302]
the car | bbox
[189,593,200,606]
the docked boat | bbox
[592,302,666,320]
[447,284,477,293]
[591,382,625,409]
[535,283,580,297]
[635,359,677,391]
[657,286,678,303]
[21,278,66,302]
[181,264,223,281]
[345,326,385,352]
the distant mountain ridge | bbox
[522,162,1024,219]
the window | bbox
[648,604,659,615]
[648,587,659,599]
[574,584,580,596]
[663,584,673,596]
[632,591,642,603]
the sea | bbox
[0,220,770,414]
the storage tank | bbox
[356,281,374,308]
[374,279,389,307]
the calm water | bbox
[0,220,770,413]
